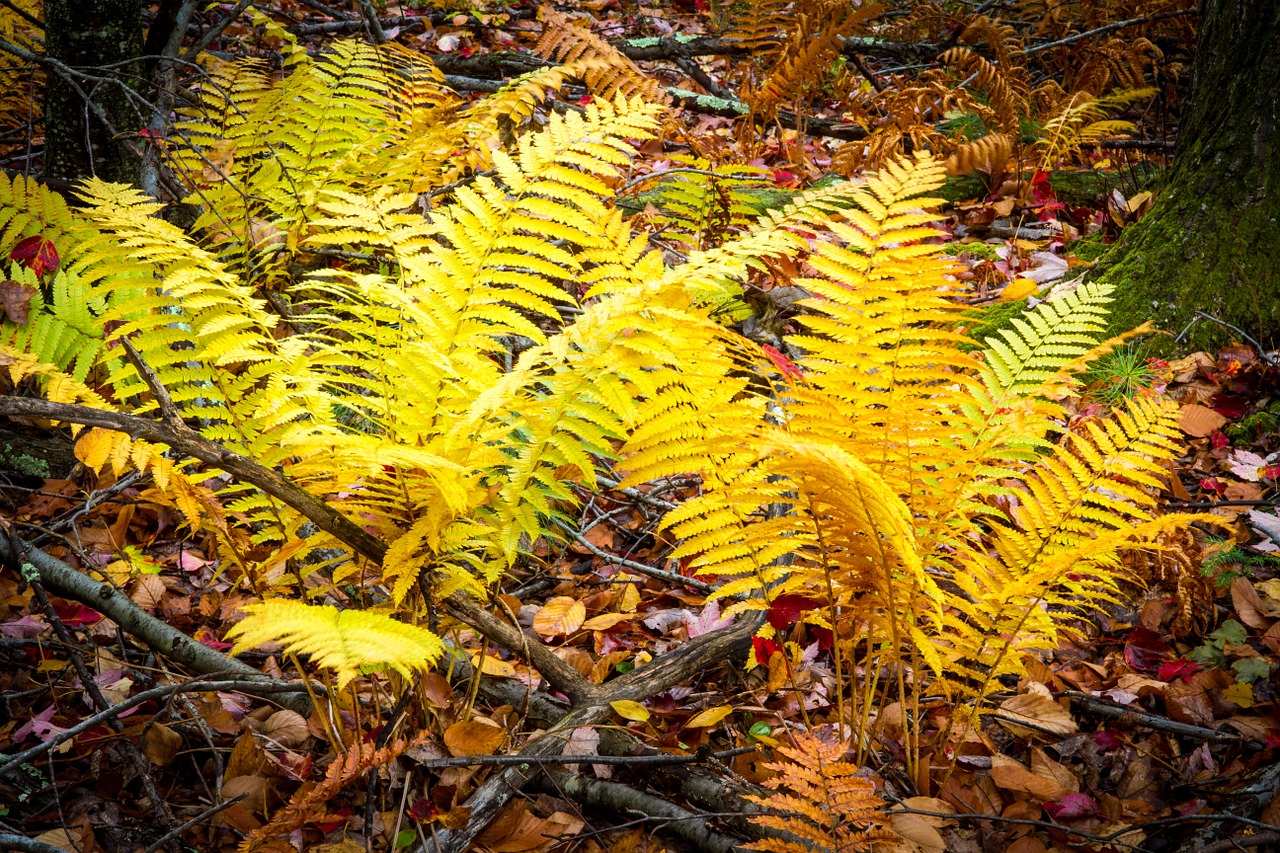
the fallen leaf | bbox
[0,279,37,324]
[141,721,183,766]
[533,596,586,638]
[685,705,733,728]
[444,719,506,756]
[1178,404,1228,437]
[997,692,1078,736]
[261,709,309,749]
[610,700,650,722]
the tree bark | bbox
[43,0,144,185]
[1091,0,1279,351]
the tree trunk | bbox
[43,0,144,185]
[1092,0,1279,351]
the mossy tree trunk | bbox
[43,0,144,185]
[1093,0,1279,351]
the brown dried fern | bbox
[534,8,670,105]
[240,731,432,851]
[746,733,895,853]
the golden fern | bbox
[632,152,1206,775]
[226,600,443,689]
[0,174,113,379]
[1034,87,1156,168]
[745,732,894,853]
[641,156,773,251]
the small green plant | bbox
[1081,344,1159,404]
[1199,537,1280,589]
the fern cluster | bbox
[0,42,1204,773]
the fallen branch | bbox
[0,529,309,710]
[532,769,741,853]
[1062,691,1243,743]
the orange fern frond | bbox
[534,8,670,105]
[240,731,431,851]
[746,732,895,853]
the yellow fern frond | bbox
[226,600,443,689]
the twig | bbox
[354,0,387,44]
[0,676,311,779]
[140,795,249,853]
[0,531,311,712]
[532,769,740,853]
[1175,312,1279,367]
[1192,832,1280,853]
[440,595,600,706]
[1025,8,1197,55]
[184,0,254,61]
[413,745,755,770]
[1061,691,1242,743]
[0,833,69,853]
[551,518,713,593]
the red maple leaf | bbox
[761,344,803,381]
[766,593,821,629]
[9,235,60,277]
[752,636,781,661]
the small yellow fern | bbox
[226,600,443,689]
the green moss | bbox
[1,444,51,478]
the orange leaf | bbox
[532,596,586,638]
[444,719,506,756]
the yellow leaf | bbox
[1222,681,1254,709]
[471,654,518,678]
[75,428,115,474]
[610,700,650,722]
[1000,277,1039,302]
[532,596,586,638]
[685,705,732,728]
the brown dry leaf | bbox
[141,721,183,766]
[34,828,82,852]
[997,692,1078,736]
[476,802,581,853]
[1029,748,1078,793]
[1231,576,1275,628]
[130,574,166,611]
[554,645,595,678]
[989,755,1073,801]
[444,719,506,756]
[1163,678,1215,726]
[261,709,309,748]
[225,731,268,778]
[1005,838,1048,853]
[590,650,631,683]
[885,812,946,853]
[1177,404,1227,437]
[532,596,586,638]
[896,797,955,825]
[223,774,272,814]
[0,279,37,324]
